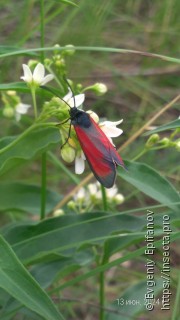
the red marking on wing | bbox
[74,117,125,188]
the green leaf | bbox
[118,161,180,212]
[0,46,180,64]
[0,235,64,320]
[0,182,62,215]
[52,0,78,7]
[0,83,55,97]
[0,127,60,175]
[0,82,30,92]
[1,249,94,319]
[0,46,37,57]
[144,118,180,135]
[56,232,179,291]
[2,212,145,264]
[104,210,179,260]
[31,249,94,288]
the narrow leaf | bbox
[0,127,60,175]
[144,118,180,135]
[118,161,180,212]
[53,0,78,7]
[3,212,145,264]
[0,182,62,215]
[0,235,64,320]
[0,82,30,92]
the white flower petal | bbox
[33,63,45,83]
[87,110,99,123]
[68,94,85,108]
[63,89,73,102]
[16,103,31,114]
[101,125,123,138]
[75,188,86,200]
[21,64,33,82]
[106,185,118,198]
[41,74,54,85]
[87,183,97,195]
[102,120,123,126]
[75,155,85,174]
[15,112,21,122]
[81,151,86,160]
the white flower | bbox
[75,150,86,174]
[87,183,98,196]
[15,102,31,121]
[74,187,86,201]
[63,89,85,108]
[106,185,118,198]
[21,63,54,86]
[87,182,101,200]
[86,110,99,123]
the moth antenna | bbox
[63,75,76,108]
[40,85,71,110]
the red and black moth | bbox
[41,83,126,188]
[69,106,125,188]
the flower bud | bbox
[146,134,160,147]
[114,194,124,205]
[55,58,65,68]
[93,83,107,96]
[77,83,83,91]
[44,58,51,67]
[28,59,38,69]
[61,144,75,163]
[160,137,170,147]
[6,90,16,96]
[68,137,77,149]
[3,107,14,118]
[64,44,75,56]
[67,200,76,210]
[175,139,180,151]
[53,209,64,217]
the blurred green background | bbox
[0,1,179,319]
[0,0,179,195]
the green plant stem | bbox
[99,186,107,320]
[99,269,105,320]
[40,152,46,220]
[101,185,107,211]
[31,88,38,119]
[48,151,79,184]
[132,148,147,161]
[40,0,45,62]
[99,253,108,320]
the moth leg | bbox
[60,121,72,149]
